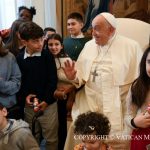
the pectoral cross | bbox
[91,70,98,82]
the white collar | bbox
[24,49,41,59]
[71,33,84,38]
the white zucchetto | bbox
[100,12,117,28]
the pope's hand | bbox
[63,59,77,80]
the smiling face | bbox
[67,19,83,37]
[48,39,63,56]
[92,15,115,46]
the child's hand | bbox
[26,94,36,106]
[134,113,150,128]
[74,144,84,150]
[38,101,48,111]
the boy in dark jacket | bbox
[17,21,58,150]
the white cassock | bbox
[65,33,143,150]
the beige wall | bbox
[62,0,88,37]
[31,0,45,28]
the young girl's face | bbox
[82,139,101,150]
[146,52,150,77]
[48,39,63,56]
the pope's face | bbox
[92,15,113,46]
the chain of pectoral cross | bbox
[91,35,116,82]
[91,51,108,82]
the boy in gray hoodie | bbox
[0,103,39,150]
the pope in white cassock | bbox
[63,12,143,150]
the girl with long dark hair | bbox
[125,46,150,150]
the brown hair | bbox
[0,37,8,57]
[131,46,150,107]
[0,102,4,110]
[4,19,25,56]
[68,12,84,23]
[74,111,111,136]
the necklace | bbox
[91,35,116,82]
[72,38,83,50]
